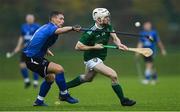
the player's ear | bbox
[50,16,56,22]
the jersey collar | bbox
[49,22,59,28]
[95,23,103,29]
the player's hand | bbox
[47,50,54,56]
[6,52,13,58]
[48,52,54,56]
[117,43,128,51]
[94,44,104,49]
[161,49,167,56]
[72,25,81,32]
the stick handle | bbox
[103,45,152,57]
[128,48,143,54]
[128,48,136,52]
[103,45,118,49]
[80,28,151,40]
[103,45,139,53]
[103,45,136,52]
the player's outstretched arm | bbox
[13,36,23,53]
[158,40,167,56]
[55,25,81,34]
[75,41,103,51]
[110,33,128,51]
[55,26,73,34]
[6,36,23,58]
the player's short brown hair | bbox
[49,11,64,21]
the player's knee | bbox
[20,63,26,68]
[55,65,64,74]
[109,71,118,82]
[45,74,55,82]
[111,75,118,82]
[146,63,153,69]
[80,75,85,81]
[85,78,93,82]
[82,75,93,82]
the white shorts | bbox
[84,58,103,70]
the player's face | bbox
[102,16,110,24]
[54,14,64,27]
[97,16,110,26]
[144,22,152,31]
[26,15,35,24]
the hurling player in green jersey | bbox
[67,8,136,106]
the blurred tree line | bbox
[0,0,179,52]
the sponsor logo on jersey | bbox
[24,35,32,40]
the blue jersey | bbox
[21,23,40,47]
[24,22,59,58]
[139,30,160,54]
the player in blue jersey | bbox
[136,21,167,85]
[6,14,40,88]
[23,11,81,106]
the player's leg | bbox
[20,52,31,88]
[34,74,55,106]
[142,56,153,84]
[67,58,100,89]
[67,67,97,89]
[143,62,153,84]
[20,62,30,88]
[93,62,136,106]
[47,62,78,104]
[24,55,56,106]
[33,72,39,88]
[151,61,157,85]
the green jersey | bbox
[79,24,114,61]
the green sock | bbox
[67,76,83,89]
[112,83,125,102]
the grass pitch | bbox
[0,51,180,111]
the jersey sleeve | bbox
[108,24,115,32]
[79,32,92,45]
[49,25,58,36]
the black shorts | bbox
[20,52,26,63]
[144,56,153,62]
[23,53,50,78]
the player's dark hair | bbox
[49,11,64,21]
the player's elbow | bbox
[75,45,79,50]
[75,42,85,51]
[137,42,143,48]
[75,44,82,51]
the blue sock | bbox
[55,72,68,95]
[33,72,39,81]
[36,80,53,103]
[20,68,29,82]
[152,72,157,80]
[145,69,151,80]
[145,75,151,80]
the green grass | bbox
[0,51,180,111]
[0,76,180,111]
